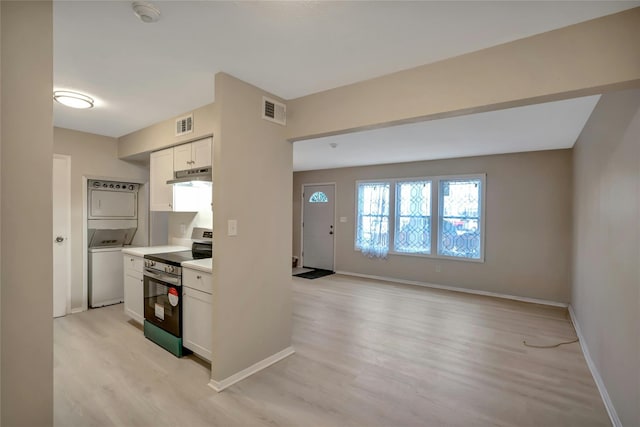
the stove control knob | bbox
[165,265,174,273]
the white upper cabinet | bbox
[150,148,174,211]
[173,137,212,171]
[173,144,192,172]
[150,138,213,212]
[191,138,212,169]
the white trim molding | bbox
[335,271,568,308]
[568,305,622,427]
[208,346,295,392]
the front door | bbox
[302,184,335,271]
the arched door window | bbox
[309,191,328,203]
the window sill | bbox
[355,247,484,263]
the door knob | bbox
[55,236,64,243]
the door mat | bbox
[293,269,335,280]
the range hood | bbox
[167,167,212,185]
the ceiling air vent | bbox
[175,114,193,136]
[262,96,286,126]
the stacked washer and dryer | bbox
[88,180,139,308]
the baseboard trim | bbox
[568,305,621,427]
[334,270,568,308]
[70,307,85,314]
[208,346,295,392]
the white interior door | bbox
[53,155,71,318]
[302,184,335,271]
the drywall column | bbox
[1,2,54,426]
[571,89,640,427]
[287,7,640,141]
[210,73,293,384]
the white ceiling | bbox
[293,95,601,171]
[53,1,638,139]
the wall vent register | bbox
[262,96,286,125]
[175,114,193,136]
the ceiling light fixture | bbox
[132,1,161,23]
[53,91,94,109]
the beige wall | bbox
[571,89,640,426]
[118,102,215,159]
[0,2,3,421]
[0,2,3,420]
[54,127,149,310]
[211,73,292,381]
[294,149,572,302]
[1,1,53,425]
[287,8,640,141]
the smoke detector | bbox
[132,1,161,23]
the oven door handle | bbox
[144,269,181,286]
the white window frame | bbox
[393,178,433,255]
[435,174,486,263]
[354,180,392,253]
[354,173,486,263]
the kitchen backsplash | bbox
[168,210,213,246]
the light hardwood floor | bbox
[54,275,610,426]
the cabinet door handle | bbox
[196,275,202,279]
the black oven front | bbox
[143,267,182,338]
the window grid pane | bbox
[356,183,390,252]
[394,181,431,254]
[439,179,481,259]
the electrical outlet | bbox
[435,264,442,273]
[227,219,238,236]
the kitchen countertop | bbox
[122,245,190,257]
[182,258,212,273]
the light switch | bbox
[340,216,348,223]
[227,219,238,236]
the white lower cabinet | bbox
[182,268,212,362]
[123,255,144,324]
